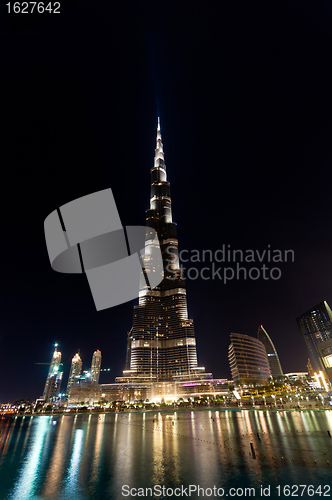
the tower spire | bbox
[154,117,164,168]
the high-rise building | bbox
[90,349,102,384]
[317,339,332,383]
[257,325,283,378]
[117,119,208,383]
[44,371,63,403]
[42,343,63,402]
[66,351,83,394]
[296,301,332,372]
[228,333,272,385]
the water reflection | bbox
[0,410,331,500]
[42,417,70,498]
[90,414,104,485]
[8,416,50,500]
[10,416,24,463]
[62,428,84,496]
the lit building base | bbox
[67,382,102,405]
[115,367,212,384]
[318,339,332,383]
[67,378,229,405]
[313,371,329,391]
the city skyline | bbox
[2,2,332,402]
[2,102,332,401]
[38,119,305,404]
[2,3,332,499]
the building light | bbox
[314,371,328,391]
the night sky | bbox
[2,1,332,402]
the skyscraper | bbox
[66,351,83,394]
[257,325,283,378]
[318,339,332,383]
[228,333,271,385]
[118,119,207,383]
[42,343,63,402]
[90,349,102,384]
[296,301,332,372]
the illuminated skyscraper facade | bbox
[228,333,271,385]
[318,339,332,383]
[90,349,102,384]
[257,325,283,378]
[42,343,63,402]
[118,119,207,383]
[66,352,83,394]
[296,301,332,373]
[124,328,133,371]
[44,372,63,402]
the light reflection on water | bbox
[0,410,331,500]
[7,416,50,500]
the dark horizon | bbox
[2,1,332,402]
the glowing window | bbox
[324,354,332,368]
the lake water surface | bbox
[0,409,331,499]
